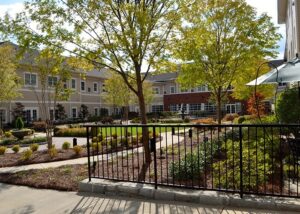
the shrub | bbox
[112,133,118,139]
[247,92,266,116]
[22,149,33,161]
[213,139,272,190]
[170,152,202,180]
[131,117,140,123]
[193,118,216,125]
[92,137,98,143]
[223,113,239,122]
[30,143,39,152]
[62,141,70,150]
[169,141,219,180]
[12,145,20,153]
[234,116,246,124]
[183,118,190,123]
[110,139,118,149]
[4,131,12,138]
[0,146,7,155]
[101,116,113,124]
[15,117,24,130]
[97,134,103,142]
[92,142,102,152]
[55,128,86,137]
[32,121,46,132]
[48,147,58,158]
[119,138,128,146]
[277,88,300,124]
[0,138,16,145]
[73,145,83,155]
[20,137,47,145]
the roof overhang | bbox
[278,0,288,24]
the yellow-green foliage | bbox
[4,131,12,138]
[62,141,70,150]
[48,147,58,158]
[0,146,7,155]
[55,128,86,137]
[92,142,102,152]
[73,145,83,155]
[30,143,39,152]
[22,149,33,161]
[12,144,20,153]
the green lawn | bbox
[95,125,186,136]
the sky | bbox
[0,0,286,59]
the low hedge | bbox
[55,127,86,137]
[0,137,47,146]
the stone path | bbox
[0,183,296,214]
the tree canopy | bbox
[0,43,21,104]
[174,0,281,123]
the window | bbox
[197,85,207,92]
[93,82,98,92]
[153,87,160,94]
[48,76,58,87]
[72,107,77,118]
[0,109,6,123]
[71,79,76,89]
[102,83,106,92]
[170,86,176,94]
[170,104,180,112]
[94,108,99,116]
[24,73,37,86]
[180,87,188,93]
[189,104,202,112]
[204,103,216,113]
[151,105,163,113]
[80,81,85,91]
[25,108,38,122]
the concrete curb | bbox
[79,179,300,212]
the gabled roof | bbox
[146,72,178,82]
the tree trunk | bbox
[135,65,151,181]
[124,106,129,124]
[216,87,222,125]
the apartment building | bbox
[145,72,243,116]
[0,42,244,125]
[278,0,300,60]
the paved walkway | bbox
[0,183,295,214]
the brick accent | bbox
[163,92,241,111]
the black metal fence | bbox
[85,124,300,198]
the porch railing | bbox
[84,124,300,198]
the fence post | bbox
[152,126,158,189]
[239,126,243,198]
[87,126,91,182]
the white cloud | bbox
[0,2,24,17]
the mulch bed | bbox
[0,164,87,191]
[0,149,88,168]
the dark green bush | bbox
[169,141,219,180]
[15,117,24,130]
[276,88,300,124]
